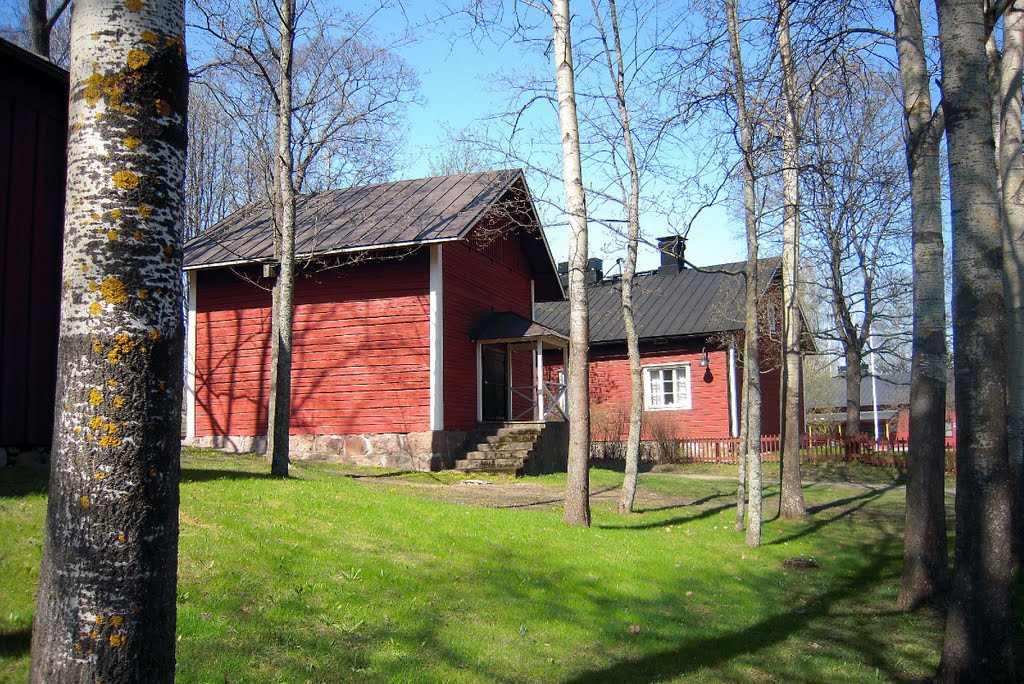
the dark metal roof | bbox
[469,310,568,344]
[0,38,69,84]
[534,257,781,343]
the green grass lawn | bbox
[0,449,971,682]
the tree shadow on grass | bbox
[597,502,735,530]
[0,628,31,658]
[496,486,620,509]
[768,485,898,547]
[180,468,281,484]
[560,538,927,684]
[0,468,49,498]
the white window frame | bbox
[642,362,692,411]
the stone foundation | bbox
[187,430,468,472]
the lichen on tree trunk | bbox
[29,0,187,680]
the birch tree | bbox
[893,0,948,612]
[723,0,764,546]
[553,0,593,527]
[776,0,806,518]
[587,0,643,515]
[935,0,1013,677]
[29,0,187,679]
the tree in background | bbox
[800,66,912,440]
[29,0,187,678]
[28,0,71,60]
[935,0,1013,677]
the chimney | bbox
[587,257,603,283]
[657,235,686,273]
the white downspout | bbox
[185,270,197,441]
[728,336,739,438]
[429,244,444,431]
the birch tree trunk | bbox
[725,0,763,546]
[552,0,592,527]
[776,0,806,519]
[999,7,1024,564]
[591,0,643,516]
[29,0,187,679]
[936,0,1013,677]
[267,0,297,478]
[894,0,949,612]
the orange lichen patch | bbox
[123,136,141,150]
[163,246,173,256]
[113,396,126,409]
[141,30,158,44]
[148,328,161,341]
[154,99,171,117]
[127,49,150,70]
[113,170,140,190]
[89,630,99,641]
[104,422,120,435]
[117,533,126,542]
[81,262,89,272]
[124,0,142,10]
[133,230,145,241]
[82,73,106,106]
[87,281,99,292]
[101,277,128,304]
[90,213,101,222]
[89,389,103,405]
[165,34,185,55]
[109,633,125,647]
[96,615,105,625]
[80,495,91,509]
[89,416,104,430]
[107,230,118,241]
[107,379,118,387]
[110,615,123,628]
[137,204,153,218]
[94,471,105,480]
[88,302,103,315]
[107,333,137,365]
[109,209,122,220]
[73,427,82,434]
[137,289,149,300]
[92,339,103,353]
[99,435,123,448]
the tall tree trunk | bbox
[725,0,761,541]
[894,0,949,612]
[935,0,1013,678]
[844,346,862,439]
[553,0,591,527]
[267,0,297,478]
[29,0,187,679]
[591,0,643,516]
[776,0,806,519]
[999,7,1024,565]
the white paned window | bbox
[643,363,692,410]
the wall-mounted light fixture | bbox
[699,346,709,367]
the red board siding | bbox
[0,51,67,446]
[195,252,430,437]
[442,227,534,430]
[587,342,733,440]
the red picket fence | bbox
[656,434,956,473]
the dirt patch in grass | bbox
[350,475,701,511]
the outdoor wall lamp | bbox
[699,346,709,367]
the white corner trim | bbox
[185,271,197,440]
[728,341,739,438]
[429,244,444,430]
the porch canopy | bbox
[470,311,569,422]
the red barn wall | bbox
[195,251,431,437]
[442,226,534,430]
[0,47,67,447]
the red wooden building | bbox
[0,39,68,455]
[534,239,790,449]
[183,170,568,470]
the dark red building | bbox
[0,39,68,452]
[184,170,567,470]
